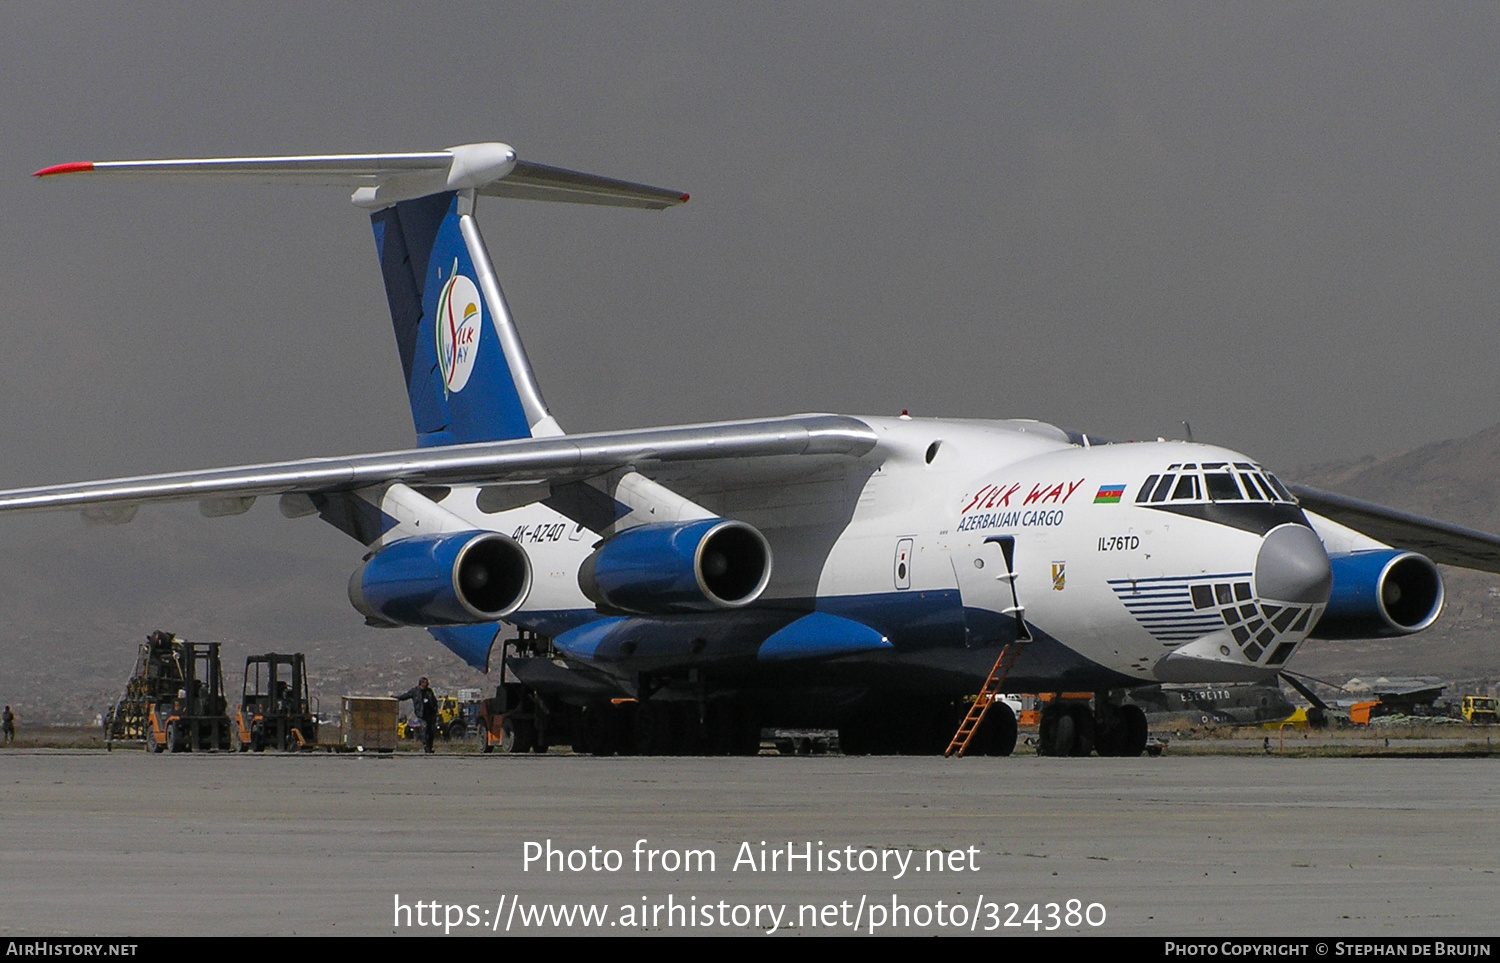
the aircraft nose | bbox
[1255,523,1332,604]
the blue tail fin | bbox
[371,192,557,446]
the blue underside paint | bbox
[507,587,1137,692]
[757,612,892,661]
[428,623,503,671]
[551,617,631,661]
[817,589,968,649]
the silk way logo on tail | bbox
[435,262,482,394]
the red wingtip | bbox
[679,192,690,203]
[33,162,95,178]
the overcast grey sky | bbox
[0,3,1498,667]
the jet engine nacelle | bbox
[1311,549,1444,639]
[349,531,532,627]
[578,519,772,615]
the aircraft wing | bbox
[0,415,877,521]
[1289,483,1500,575]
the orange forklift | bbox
[235,653,318,751]
[144,637,231,753]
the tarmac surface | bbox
[0,749,1495,937]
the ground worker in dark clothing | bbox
[397,678,439,753]
[2,706,14,744]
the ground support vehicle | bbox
[105,630,187,747]
[235,653,318,751]
[1461,695,1498,725]
[436,695,473,740]
[142,638,231,753]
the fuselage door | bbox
[952,534,1031,646]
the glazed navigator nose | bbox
[1255,523,1333,604]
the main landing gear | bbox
[573,698,763,757]
[1036,697,1147,757]
[840,696,1019,756]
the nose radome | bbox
[1256,523,1333,604]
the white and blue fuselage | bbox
[383,415,1332,695]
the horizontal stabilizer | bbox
[35,143,689,210]
[479,159,687,210]
[1290,484,1500,575]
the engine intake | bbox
[1312,550,1444,639]
[349,531,531,627]
[578,519,772,614]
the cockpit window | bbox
[1137,463,1296,505]
[1171,475,1200,500]
[1204,473,1240,501]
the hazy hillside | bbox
[0,507,487,727]
[1290,424,1500,693]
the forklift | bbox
[143,636,232,753]
[235,653,318,751]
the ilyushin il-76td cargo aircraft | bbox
[15,144,1500,757]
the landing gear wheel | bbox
[734,712,762,756]
[1037,704,1059,756]
[1122,704,1148,757]
[713,701,760,756]
[1095,718,1123,757]
[900,698,946,755]
[981,702,1018,757]
[501,716,534,754]
[706,701,736,755]
[1067,705,1096,757]
[612,703,637,756]
[1051,712,1075,757]
[673,703,703,756]
[575,705,601,755]
[837,717,871,756]
[633,702,665,756]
